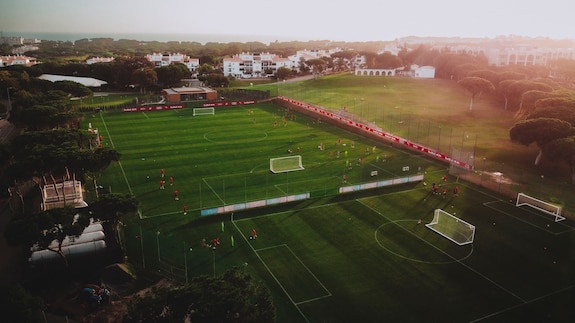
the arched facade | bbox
[355,68,396,76]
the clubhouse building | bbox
[161,87,218,103]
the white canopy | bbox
[38,74,108,87]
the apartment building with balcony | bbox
[86,56,115,65]
[145,52,200,72]
[0,54,38,67]
[223,52,293,79]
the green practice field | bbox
[90,103,438,217]
[90,100,575,322]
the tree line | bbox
[451,58,575,184]
[3,39,575,319]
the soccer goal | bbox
[425,209,475,246]
[270,155,304,173]
[516,192,564,222]
[193,107,215,116]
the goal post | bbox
[516,192,564,222]
[270,155,304,173]
[193,107,215,116]
[426,209,475,246]
[448,146,474,177]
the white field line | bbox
[231,221,310,323]
[201,177,225,205]
[470,284,575,322]
[99,112,133,195]
[483,201,575,235]
[358,199,526,304]
[254,244,332,306]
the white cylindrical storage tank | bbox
[47,231,105,250]
[83,223,103,234]
[29,240,107,265]
[30,224,104,251]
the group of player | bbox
[156,168,187,214]
[429,175,459,198]
[202,227,257,251]
[250,108,295,127]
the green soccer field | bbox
[228,188,575,322]
[89,103,441,217]
[89,102,575,322]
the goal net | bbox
[193,107,215,116]
[516,192,564,222]
[448,147,474,177]
[270,155,304,173]
[426,209,475,246]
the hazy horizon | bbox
[2,0,574,43]
[2,31,573,46]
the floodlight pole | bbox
[481,158,486,185]
[498,164,503,193]
[438,126,442,151]
[6,87,13,118]
[156,231,161,262]
[140,225,145,269]
[426,121,431,146]
[184,241,191,285]
[406,114,410,139]
[212,249,216,277]
[382,106,385,129]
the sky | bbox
[2,0,575,42]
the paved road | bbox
[279,74,316,83]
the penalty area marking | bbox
[374,219,474,265]
[358,200,474,265]
[254,244,332,306]
[250,163,268,173]
[483,200,575,235]
[362,199,525,303]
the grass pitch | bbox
[90,102,437,217]
[89,100,575,322]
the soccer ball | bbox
[249,236,253,240]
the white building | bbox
[413,65,435,78]
[355,68,396,76]
[145,52,200,72]
[86,57,115,65]
[223,52,293,79]
[433,44,575,67]
[484,47,575,66]
[352,54,367,69]
[355,65,435,78]
[12,45,39,54]
[0,36,24,46]
[288,48,343,72]
[0,55,38,67]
